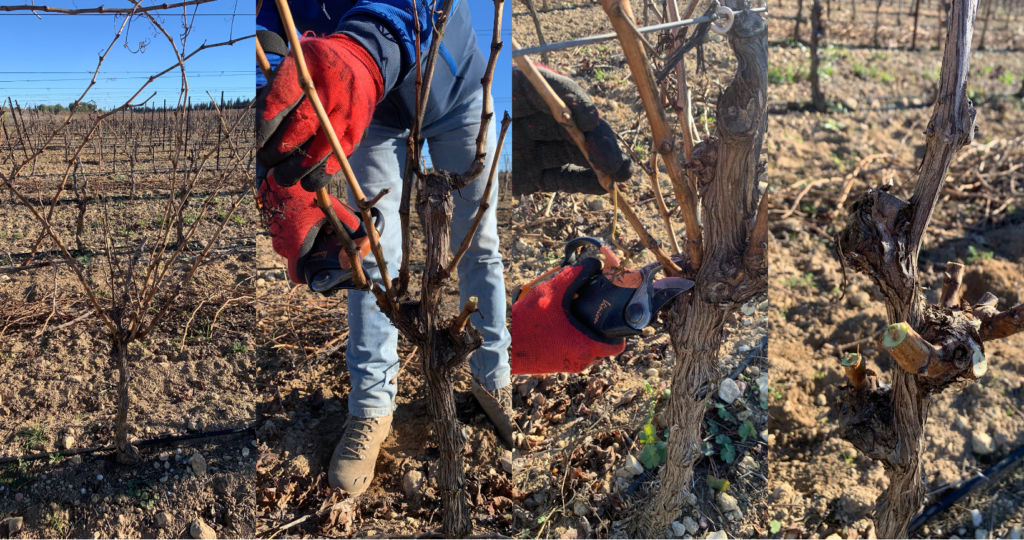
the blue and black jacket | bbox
[257,0,487,130]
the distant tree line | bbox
[30,95,252,114]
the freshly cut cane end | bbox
[881,322,910,350]
[971,340,987,377]
[841,352,861,368]
[741,302,757,316]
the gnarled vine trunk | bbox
[637,2,769,535]
[832,0,998,537]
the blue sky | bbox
[468,0,512,168]
[0,0,252,109]
[0,0,509,166]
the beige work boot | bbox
[327,413,392,496]
[470,379,516,447]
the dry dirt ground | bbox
[0,112,259,539]
[762,1,1024,539]
[513,3,770,539]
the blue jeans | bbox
[344,91,511,418]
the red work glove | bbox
[511,258,626,374]
[257,172,368,284]
[256,34,384,192]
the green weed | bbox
[965,245,994,264]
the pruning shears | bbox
[513,237,694,338]
[303,208,384,295]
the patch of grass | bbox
[768,64,809,84]
[45,507,69,536]
[16,424,47,452]
[999,71,1017,85]
[784,273,815,289]
[231,342,248,354]
[965,245,994,265]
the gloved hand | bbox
[511,257,626,374]
[257,33,384,192]
[512,64,633,197]
[257,172,369,285]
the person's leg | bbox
[343,122,409,419]
[329,122,408,495]
[423,91,511,392]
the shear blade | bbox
[649,277,695,313]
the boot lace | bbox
[339,416,379,460]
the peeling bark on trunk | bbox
[634,2,768,535]
[833,0,982,537]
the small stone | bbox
[186,419,199,432]
[153,461,162,470]
[744,366,760,378]
[14,493,23,502]
[159,452,170,461]
[499,452,514,474]
[815,394,827,406]
[848,291,870,307]
[718,378,742,403]
[972,431,996,455]
[842,97,859,111]
[971,509,983,528]
[70,455,82,465]
[717,492,740,514]
[164,461,170,469]
[683,516,699,535]
[739,455,758,472]
[256,278,266,287]
[572,500,589,517]
[869,98,881,109]
[190,518,216,539]
[6,517,23,534]
[155,512,173,529]
[62,435,75,450]
[704,531,728,539]
[588,199,608,211]
[402,470,423,498]
[190,454,208,477]
[646,368,659,379]
[623,455,644,476]
[514,240,529,252]
[670,521,687,537]
[241,447,250,458]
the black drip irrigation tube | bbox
[908,441,1024,535]
[0,425,255,465]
